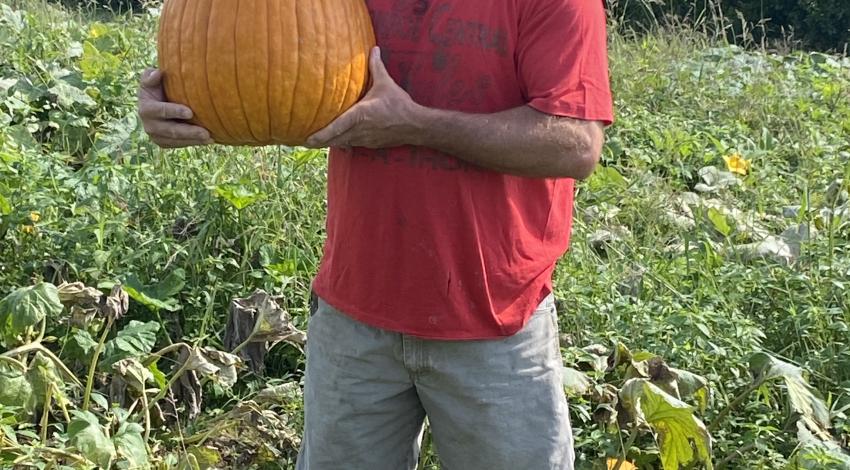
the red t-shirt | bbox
[311,0,614,340]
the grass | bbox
[1,1,849,468]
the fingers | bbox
[137,67,214,148]
[145,121,212,143]
[323,132,356,149]
[306,108,360,147]
[139,100,193,121]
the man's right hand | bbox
[138,68,214,148]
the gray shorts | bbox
[295,294,574,470]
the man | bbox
[139,1,613,468]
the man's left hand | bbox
[306,47,423,150]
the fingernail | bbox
[181,110,192,119]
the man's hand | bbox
[137,68,213,148]
[305,47,604,179]
[306,47,423,149]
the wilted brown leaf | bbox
[173,347,203,419]
[183,347,242,388]
[225,291,306,374]
[112,358,153,393]
[57,282,102,308]
[100,284,129,320]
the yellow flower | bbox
[29,211,40,223]
[723,153,751,176]
[607,458,637,470]
[20,225,37,235]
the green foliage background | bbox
[608,0,850,52]
[1,0,849,468]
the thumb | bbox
[368,47,392,85]
[141,68,163,88]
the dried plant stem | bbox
[613,425,640,470]
[39,383,53,443]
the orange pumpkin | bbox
[157,0,376,146]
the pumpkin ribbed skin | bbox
[157,0,375,146]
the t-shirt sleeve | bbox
[517,0,614,125]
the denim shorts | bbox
[295,294,574,470]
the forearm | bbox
[305,48,606,174]
[408,104,603,179]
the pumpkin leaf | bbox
[113,421,149,467]
[57,282,102,309]
[734,235,797,265]
[148,361,167,390]
[183,347,241,388]
[0,283,63,346]
[225,290,306,374]
[1,423,18,445]
[619,379,713,470]
[0,192,11,215]
[63,328,99,363]
[112,358,153,393]
[794,420,850,469]
[252,298,306,345]
[101,320,160,369]
[694,166,741,193]
[80,41,120,81]
[707,207,732,237]
[579,344,611,373]
[121,269,185,312]
[26,352,68,408]
[48,78,96,109]
[101,284,130,320]
[562,366,593,396]
[0,361,35,413]
[588,166,629,192]
[214,183,266,210]
[749,352,830,431]
[670,367,710,413]
[89,392,110,412]
[68,410,116,468]
[92,113,137,157]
